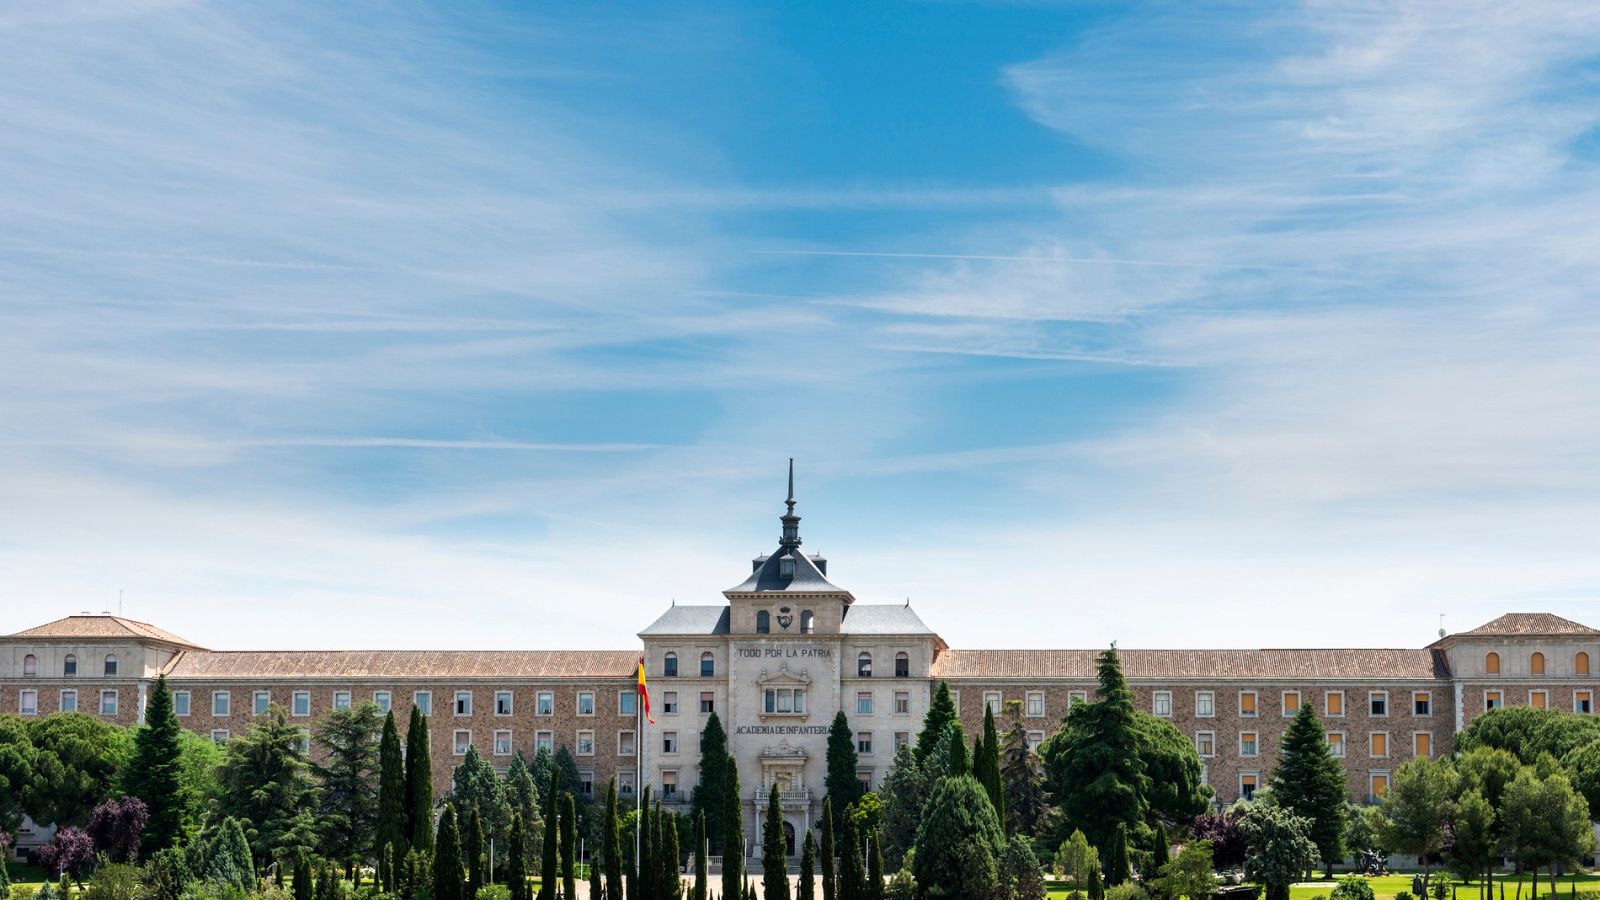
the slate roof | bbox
[1463,613,1598,636]
[725,548,851,596]
[8,615,204,648]
[931,648,1450,681]
[840,604,938,635]
[639,605,731,636]
[162,649,637,680]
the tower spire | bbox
[780,458,802,548]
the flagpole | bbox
[636,652,645,880]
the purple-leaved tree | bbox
[87,796,150,862]
[37,827,97,885]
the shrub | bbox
[1104,884,1151,900]
[474,888,510,900]
[1395,893,1413,900]
[1429,883,1450,900]
[1329,876,1374,900]
[884,870,916,900]
[33,885,59,900]
[84,864,141,900]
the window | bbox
[63,654,77,676]
[19,690,37,716]
[1238,691,1258,717]
[254,691,271,715]
[22,655,36,677]
[663,691,679,714]
[493,729,513,756]
[1026,691,1045,717]
[800,610,814,634]
[1529,690,1548,710]
[895,691,911,715]
[577,692,595,716]
[100,689,118,716]
[700,652,715,677]
[172,691,190,717]
[1414,732,1432,758]
[857,770,873,793]
[213,691,231,716]
[535,731,554,754]
[1328,732,1346,757]
[895,731,911,750]
[858,653,873,678]
[857,731,873,755]
[577,730,595,756]
[414,691,433,716]
[495,691,514,716]
[618,771,636,796]
[1195,731,1215,757]
[1195,691,1215,717]
[579,769,594,797]
[59,689,78,713]
[333,691,351,711]
[857,691,874,715]
[1485,690,1503,710]
[700,691,715,714]
[1027,730,1046,751]
[764,688,806,715]
[895,652,909,677]
[1153,691,1172,717]
[296,731,311,755]
[1485,651,1501,674]
[662,770,678,799]
[1240,772,1258,801]
[374,691,392,712]
[1413,691,1432,716]
[454,691,473,716]
[1369,772,1390,801]
[984,691,1002,714]
[1282,691,1301,716]
[1575,690,1593,714]
[536,692,554,716]
[104,654,118,676]
[292,691,311,717]
[779,559,795,578]
[1369,691,1388,716]
[619,690,636,716]
[1530,652,1546,675]
[1069,690,1088,708]
[453,730,471,755]
[756,610,771,634]
[664,653,678,677]
[1370,732,1389,758]
[1240,732,1258,757]
[1577,652,1591,675]
[619,731,637,756]
[1326,691,1345,717]
[211,729,230,743]
[662,731,677,754]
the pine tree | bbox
[762,784,790,900]
[463,806,485,898]
[217,708,318,866]
[507,812,530,900]
[866,831,883,900]
[1104,822,1130,887]
[313,699,385,877]
[434,801,465,900]
[998,701,1046,838]
[124,675,188,852]
[837,814,864,900]
[824,712,860,832]
[1269,702,1347,877]
[916,682,958,762]
[819,798,836,900]
[538,772,559,900]
[694,810,708,900]
[721,768,743,900]
[406,706,436,853]
[977,705,1006,829]
[561,793,578,900]
[293,853,314,900]
[693,713,734,852]
[798,831,816,900]
[606,779,625,900]
[945,724,969,778]
[378,710,409,883]
[506,754,544,866]
[1043,646,1145,863]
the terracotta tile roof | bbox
[931,648,1449,681]
[1463,613,1598,636]
[163,649,638,680]
[9,615,204,648]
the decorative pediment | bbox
[756,664,812,687]
[760,739,808,760]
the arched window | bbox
[1577,651,1591,675]
[895,652,910,678]
[756,611,771,634]
[1484,651,1500,675]
[63,654,77,676]
[1530,652,1545,675]
[799,611,814,634]
[22,654,37,677]
[663,653,678,678]
[700,652,715,678]
[104,654,119,676]
[858,652,873,678]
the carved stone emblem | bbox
[777,606,793,630]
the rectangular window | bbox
[254,691,271,715]
[171,690,189,717]
[211,729,230,743]
[577,692,595,716]
[983,691,1002,714]
[1328,732,1346,757]
[663,691,679,714]
[619,731,637,757]
[1195,731,1215,758]
[857,691,874,715]
[1370,732,1389,758]
[1282,691,1301,716]
[536,691,554,716]
[64,657,77,676]
[453,730,471,756]
[1153,691,1173,717]
[454,691,473,716]
[1240,731,1259,757]
[1370,772,1390,801]
[333,691,351,711]
[895,655,910,678]
[857,770,873,793]
[60,689,78,713]
[100,689,118,716]
[1326,691,1345,717]
[1413,732,1432,758]
[414,691,433,716]
[662,770,678,799]
[895,691,911,715]
[535,730,554,754]
[1026,691,1045,718]
[764,688,807,714]
[1240,772,1258,801]
[1413,691,1432,716]
[374,691,392,712]
[1026,730,1045,751]
[579,769,594,797]
[19,690,37,716]
[1529,690,1548,710]
[493,729,513,756]
[213,691,231,716]
[663,655,678,677]
[495,691,514,716]
[700,654,715,677]
[618,771,636,796]
[700,691,715,714]
[895,731,911,750]
[1195,691,1215,718]
[1068,690,1088,708]
[292,691,311,717]
[576,730,595,756]
[1485,690,1503,710]
[1577,690,1594,714]
[1239,691,1258,717]
[857,731,873,755]
[619,691,636,716]
[662,731,678,754]
[1369,691,1388,716]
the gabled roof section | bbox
[1463,613,1598,636]
[639,605,730,637]
[725,548,851,597]
[9,614,205,649]
[163,649,636,680]
[932,648,1450,680]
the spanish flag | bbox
[636,655,653,724]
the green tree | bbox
[377,710,409,882]
[911,775,1005,899]
[590,855,604,900]
[1055,829,1098,889]
[868,830,884,900]
[945,725,969,778]
[433,801,464,900]
[1445,788,1496,893]
[826,711,862,832]
[999,701,1048,838]
[463,806,485,898]
[976,705,1006,829]
[25,713,129,829]
[1128,715,1211,829]
[1040,647,1147,861]
[694,808,709,900]
[1103,822,1130,887]
[641,787,655,900]
[294,853,314,900]
[217,705,319,867]
[1498,764,1595,897]
[917,683,958,762]
[1269,702,1346,876]
[312,699,384,875]
[799,830,817,900]
[506,811,530,900]
[605,778,624,900]
[561,793,578,900]
[452,746,511,847]
[659,806,681,900]
[1240,805,1317,900]
[820,796,837,900]
[537,771,558,900]
[1457,707,1600,765]
[693,712,734,852]
[997,834,1047,900]
[1562,737,1600,828]
[399,848,434,900]
[204,816,258,893]
[1152,839,1214,900]
[406,706,435,853]
[552,746,590,831]
[763,784,791,900]
[838,812,866,900]
[1376,758,1458,889]
[506,753,544,871]
[878,746,930,869]
[723,767,744,900]
[121,677,187,851]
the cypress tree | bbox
[380,845,395,894]
[867,832,882,900]
[1151,824,1169,873]
[640,788,655,900]
[824,712,860,832]
[1269,701,1347,877]
[659,807,680,900]
[721,768,742,900]
[294,854,314,900]
[434,801,465,900]
[538,772,559,900]
[819,798,836,900]
[378,710,406,874]
[1104,822,1130,887]
[561,794,578,900]
[125,674,187,852]
[762,784,790,900]
[694,810,708,900]
[798,831,816,900]
[590,859,603,900]
[693,713,733,852]
[507,812,529,900]
[1087,864,1103,900]
[946,725,969,777]
[463,806,485,898]
[407,706,436,853]
[605,779,624,900]
[977,705,1005,828]
[837,814,864,900]
[221,816,257,892]
[916,682,958,762]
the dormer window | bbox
[23,654,37,677]
[779,558,795,579]
[756,611,771,634]
[800,611,814,634]
[63,655,77,676]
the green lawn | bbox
[1043,873,1600,900]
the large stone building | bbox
[3,476,1598,859]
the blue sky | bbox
[3,0,1599,649]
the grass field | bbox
[1042,873,1600,900]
